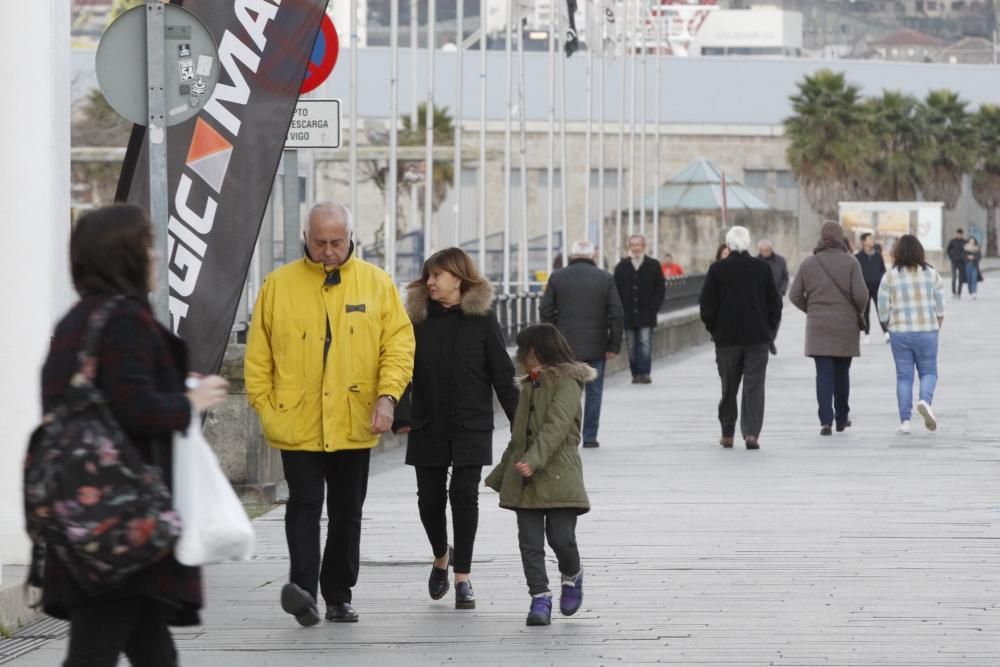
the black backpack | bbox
[23,297,182,595]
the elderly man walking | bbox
[541,241,624,448]
[246,203,415,626]
[757,239,789,298]
[613,234,666,384]
[700,227,782,450]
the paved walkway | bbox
[7,283,999,666]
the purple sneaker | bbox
[560,571,583,616]
[526,595,552,626]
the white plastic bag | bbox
[172,412,255,566]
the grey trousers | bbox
[515,509,580,596]
[715,343,770,439]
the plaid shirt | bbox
[877,266,945,332]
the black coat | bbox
[395,282,519,467]
[855,249,886,291]
[540,259,624,362]
[947,237,966,264]
[38,295,201,626]
[699,251,782,347]
[613,255,666,329]
[760,252,790,296]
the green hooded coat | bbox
[484,362,594,513]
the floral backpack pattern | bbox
[23,296,182,595]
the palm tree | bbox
[785,70,873,220]
[920,90,976,209]
[972,104,1000,257]
[865,91,932,201]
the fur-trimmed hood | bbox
[519,361,597,385]
[405,280,495,324]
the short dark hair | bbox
[515,323,576,368]
[71,204,153,298]
[892,234,927,271]
[860,232,872,242]
[956,228,964,234]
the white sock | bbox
[561,570,582,585]
[532,592,552,599]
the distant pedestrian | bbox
[789,222,868,436]
[484,324,593,627]
[877,234,945,435]
[756,239,789,297]
[854,232,888,343]
[715,244,731,262]
[661,253,685,278]
[613,234,666,384]
[393,248,519,611]
[541,241,624,448]
[964,237,982,299]
[700,226,782,450]
[946,228,967,298]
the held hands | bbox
[514,461,534,478]
[370,396,395,435]
[186,374,230,413]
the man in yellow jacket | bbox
[245,202,414,626]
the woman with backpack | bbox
[35,204,229,666]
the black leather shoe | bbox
[745,436,760,450]
[582,441,599,448]
[428,545,453,600]
[280,583,320,627]
[455,580,476,609]
[820,425,833,436]
[836,419,852,432]
[325,602,359,623]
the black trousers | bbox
[281,448,370,605]
[414,465,482,574]
[951,261,966,295]
[814,356,852,427]
[715,344,770,439]
[862,290,888,335]
[515,509,580,596]
[64,596,176,667]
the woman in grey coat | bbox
[789,222,869,435]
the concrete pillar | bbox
[0,2,73,570]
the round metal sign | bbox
[96,5,220,127]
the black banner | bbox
[123,0,329,373]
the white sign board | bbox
[286,99,341,148]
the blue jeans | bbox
[814,356,852,427]
[582,358,606,443]
[889,331,938,422]
[625,327,653,378]
[966,263,979,294]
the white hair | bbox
[570,240,596,259]
[307,202,354,236]
[726,226,751,253]
[757,239,773,251]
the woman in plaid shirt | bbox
[877,235,946,435]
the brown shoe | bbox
[745,436,760,450]
[719,436,734,448]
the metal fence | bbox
[494,273,706,343]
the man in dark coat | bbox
[854,232,888,343]
[756,239,789,297]
[946,228,967,298]
[613,234,666,384]
[700,226,782,450]
[541,240,624,448]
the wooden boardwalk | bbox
[9,284,999,666]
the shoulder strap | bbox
[77,296,127,378]
[813,256,862,316]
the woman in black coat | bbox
[393,247,518,610]
[38,204,228,666]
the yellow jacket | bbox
[245,253,415,452]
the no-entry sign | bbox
[300,14,338,94]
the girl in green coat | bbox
[485,324,594,626]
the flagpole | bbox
[502,1,513,294]
[616,0,628,260]
[559,5,569,268]
[653,7,662,260]
[424,0,436,260]
[349,0,358,247]
[516,8,530,292]
[627,0,637,236]
[410,0,419,259]
[478,0,487,273]
[639,2,648,238]
[584,3,593,247]
[388,0,399,277]
[546,6,556,281]
[453,0,464,246]
[598,4,606,269]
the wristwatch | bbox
[380,394,398,406]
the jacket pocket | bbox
[262,388,304,446]
[346,382,377,442]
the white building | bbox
[691,5,802,57]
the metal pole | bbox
[478,0,487,273]
[425,0,436,259]
[653,8,662,260]
[349,0,358,245]
[282,150,299,263]
[546,7,556,279]
[145,0,169,325]
[598,11,606,269]
[410,0,419,255]
[584,3,594,246]
[516,12,530,292]
[639,3,647,237]
[616,0,628,260]
[559,6,569,268]
[453,0,464,246]
[627,0,637,235]
[503,1,513,294]
[388,0,399,276]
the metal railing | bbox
[494,273,707,343]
